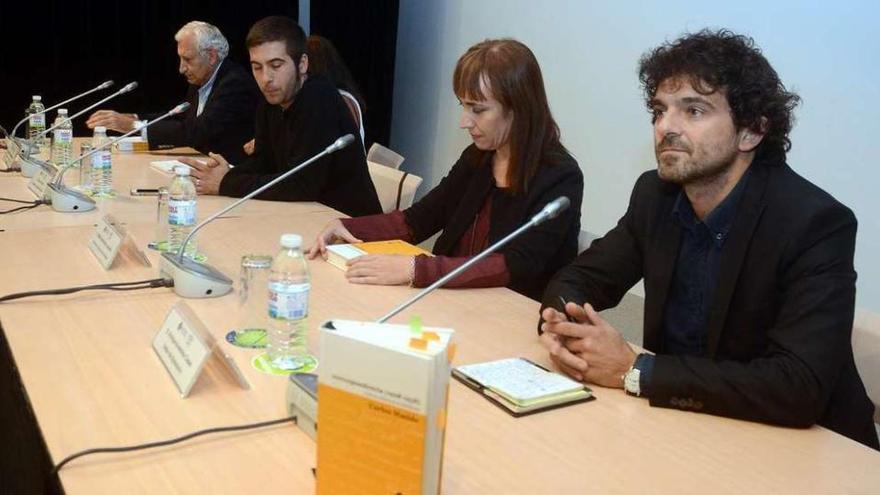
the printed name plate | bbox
[2,143,18,169]
[152,301,250,398]
[27,167,53,200]
[88,214,125,269]
[152,301,213,398]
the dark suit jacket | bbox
[218,76,381,218]
[541,159,879,449]
[146,58,259,164]
[404,143,583,300]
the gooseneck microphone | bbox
[8,80,115,141]
[376,196,571,323]
[47,102,190,213]
[9,80,116,175]
[17,82,137,178]
[30,82,138,146]
[160,134,356,298]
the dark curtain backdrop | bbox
[0,1,298,138]
[310,0,399,149]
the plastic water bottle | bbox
[167,166,197,259]
[89,126,113,197]
[267,234,311,370]
[26,96,46,148]
[51,109,73,167]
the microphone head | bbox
[533,196,571,225]
[544,196,571,219]
[171,102,191,115]
[121,81,138,93]
[326,134,355,153]
[99,80,115,89]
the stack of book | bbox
[325,240,431,271]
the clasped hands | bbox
[177,153,230,195]
[540,301,637,388]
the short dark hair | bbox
[638,29,801,163]
[453,39,563,196]
[246,16,306,62]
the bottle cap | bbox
[58,108,68,115]
[174,166,190,176]
[94,126,107,133]
[32,95,41,101]
[280,234,302,249]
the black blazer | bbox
[218,76,381,218]
[405,144,583,300]
[146,58,259,164]
[541,159,878,449]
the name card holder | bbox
[152,301,250,398]
[88,214,152,270]
[27,167,53,200]
[2,146,18,169]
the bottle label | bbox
[55,129,72,143]
[168,199,196,226]
[268,282,310,320]
[91,150,112,170]
[29,113,45,127]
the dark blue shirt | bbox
[637,169,751,396]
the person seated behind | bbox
[244,34,366,156]
[307,35,366,145]
[308,39,583,301]
[181,16,381,218]
[538,29,878,449]
[86,21,259,164]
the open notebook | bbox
[453,358,593,416]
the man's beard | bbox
[655,135,737,185]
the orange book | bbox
[325,240,431,271]
[316,319,454,495]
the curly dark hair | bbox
[638,29,801,163]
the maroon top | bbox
[341,196,510,288]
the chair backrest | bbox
[852,309,880,423]
[338,90,365,148]
[367,161,423,213]
[578,230,598,253]
[367,143,405,170]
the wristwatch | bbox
[623,355,644,396]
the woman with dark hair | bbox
[307,35,366,143]
[308,39,583,300]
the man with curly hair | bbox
[539,29,878,449]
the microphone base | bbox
[20,156,52,178]
[48,183,96,212]
[160,252,233,298]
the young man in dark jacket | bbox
[184,16,380,218]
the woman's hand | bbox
[306,219,362,259]
[345,255,413,286]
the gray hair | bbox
[175,21,229,61]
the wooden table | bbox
[0,141,329,232]
[0,144,878,494]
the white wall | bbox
[390,0,880,312]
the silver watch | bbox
[623,362,642,396]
